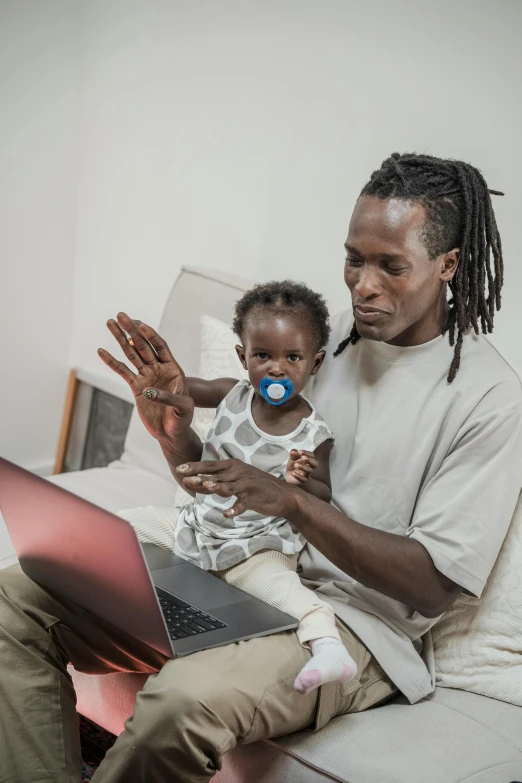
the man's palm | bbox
[98,313,194,442]
[133,359,192,440]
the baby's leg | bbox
[117,505,181,551]
[220,550,357,695]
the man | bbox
[1,152,521,782]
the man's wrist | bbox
[157,428,201,465]
[281,482,308,523]
[157,433,179,461]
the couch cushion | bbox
[49,461,178,514]
[216,742,522,783]
[216,688,522,783]
[432,491,522,706]
[428,687,522,752]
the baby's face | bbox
[236,311,325,403]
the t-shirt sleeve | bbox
[405,382,522,598]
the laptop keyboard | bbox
[157,593,228,641]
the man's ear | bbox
[311,349,326,375]
[440,248,459,282]
[235,344,247,369]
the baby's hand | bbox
[285,449,318,485]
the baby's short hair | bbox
[232,280,331,350]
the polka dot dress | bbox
[173,380,334,571]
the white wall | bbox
[2,0,522,472]
[0,0,83,473]
[72,0,522,387]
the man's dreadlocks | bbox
[333,152,504,383]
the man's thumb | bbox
[143,388,193,414]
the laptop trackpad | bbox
[151,564,252,610]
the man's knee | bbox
[131,656,253,742]
[145,658,231,712]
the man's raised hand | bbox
[98,312,194,443]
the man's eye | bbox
[346,257,362,267]
[386,267,406,275]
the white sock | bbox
[293,637,357,695]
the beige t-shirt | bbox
[302,309,522,704]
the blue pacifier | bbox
[259,377,294,406]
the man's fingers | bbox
[181,477,235,497]
[98,348,137,386]
[136,322,179,366]
[176,460,236,476]
[202,479,236,495]
[223,500,246,518]
[107,319,146,371]
[117,312,157,365]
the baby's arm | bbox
[285,441,332,503]
[186,377,239,408]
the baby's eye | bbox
[288,355,301,362]
[254,352,269,360]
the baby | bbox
[128,281,356,695]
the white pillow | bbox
[432,490,522,706]
[172,315,247,505]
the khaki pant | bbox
[0,568,396,783]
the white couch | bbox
[50,266,522,783]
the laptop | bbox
[0,458,297,658]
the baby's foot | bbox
[294,637,357,695]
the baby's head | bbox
[232,281,331,404]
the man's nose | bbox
[354,266,382,299]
